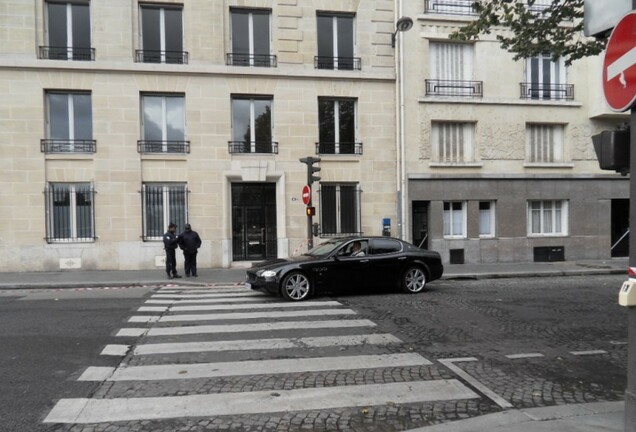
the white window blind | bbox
[432,122,474,163]
[430,42,473,82]
[527,124,564,163]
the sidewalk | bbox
[0,258,627,290]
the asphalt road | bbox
[0,287,153,432]
[0,275,628,431]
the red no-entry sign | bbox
[603,11,636,112]
[302,185,311,205]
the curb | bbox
[442,268,626,281]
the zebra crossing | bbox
[43,285,480,429]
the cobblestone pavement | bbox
[42,275,627,431]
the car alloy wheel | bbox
[282,272,311,301]
[403,267,426,293]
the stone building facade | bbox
[400,1,629,264]
[0,0,398,271]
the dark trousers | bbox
[184,252,198,276]
[165,248,178,276]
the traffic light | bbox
[306,206,316,217]
[592,129,630,174]
[299,156,321,186]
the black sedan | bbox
[245,236,444,301]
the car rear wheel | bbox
[402,266,426,293]
[281,272,311,301]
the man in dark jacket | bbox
[162,223,182,279]
[179,223,202,277]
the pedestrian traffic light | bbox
[299,156,321,185]
[592,129,630,174]
[306,206,316,216]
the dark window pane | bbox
[253,12,270,56]
[143,96,163,141]
[166,97,185,141]
[141,7,161,52]
[75,185,92,238]
[232,98,251,142]
[164,8,183,57]
[318,100,335,143]
[340,185,357,233]
[72,3,90,50]
[49,93,70,139]
[339,100,355,144]
[168,186,186,231]
[337,15,354,69]
[73,94,92,140]
[479,201,490,211]
[48,2,68,59]
[372,239,401,255]
[253,99,271,142]
[52,184,71,239]
[317,15,334,60]
[145,184,164,238]
[321,185,337,234]
[231,10,250,54]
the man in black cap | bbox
[179,223,202,277]
[162,222,182,279]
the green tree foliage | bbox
[450,0,606,64]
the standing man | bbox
[179,223,202,277]
[163,222,182,279]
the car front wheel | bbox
[281,272,311,301]
[402,266,426,293]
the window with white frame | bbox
[443,201,466,238]
[43,1,92,60]
[318,98,359,155]
[230,96,274,153]
[139,4,185,63]
[526,124,564,163]
[479,201,496,237]
[229,8,273,67]
[525,53,567,100]
[320,183,361,236]
[428,42,477,96]
[316,12,357,70]
[528,200,568,236]
[45,91,94,153]
[45,182,95,242]
[140,94,187,153]
[142,183,188,240]
[432,122,475,163]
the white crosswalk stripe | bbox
[44,284,480,427]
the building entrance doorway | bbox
[232,183,277,261]
[611,199,629,258]
[412,201,430,249]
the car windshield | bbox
[305,239,348,257]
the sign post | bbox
[603,10,636,431]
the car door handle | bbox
[398,257,407,260]
[360,259,369,263]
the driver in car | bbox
[351,241,366,257]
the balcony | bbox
[38,46,95,61]
[226,53,277,68]
[228,141,278,154]
[425,79,483,97]
[316,142,363,156]
[137,140,190,154]
[314,56,361,71]
[41,139,96,154]
[135,50,189,64]
[520,83,574,101]
[424,0,476,16]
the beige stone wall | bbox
[0,1,397,271]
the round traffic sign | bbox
[302,185,311,205]
[603,11,636,112]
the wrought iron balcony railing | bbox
[137,140,190,154]
[424,0,476,16]
[41,139,96,154]
[226,53,277,68]
[426,79,484,97]
[315,142,363,155]
[314,56,361,71]
[228,141,278,154]
[520,83,574,101]
[39,46,95,61]
[135,50,189,64]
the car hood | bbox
[250,255,314,270]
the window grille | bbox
[141,183,188,240]
[45,183,95,243]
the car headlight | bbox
[258,270,278,278]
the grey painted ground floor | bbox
[408,175,630,264]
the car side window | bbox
[371,239,402,255]
[338,240,369,257]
